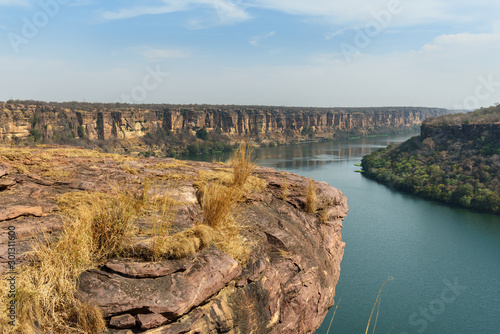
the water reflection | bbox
[255,134,414,171]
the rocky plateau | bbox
[0,145,348,333]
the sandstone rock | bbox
[137,313,169,330]
[0,205,43,222]
[0,163,9,178]
[109,314,136,329]
[104,258,190,278]
[0,177,16,191]
[77,247,242,318]
[1,103,447,146]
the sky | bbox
[1,0,500,109]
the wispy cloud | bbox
[247,0,500,27]
[249,31,275,46]
[136,46,190,62]
[421,31,500,53]
[100,0,250,25]
[100,3,187,21]
[0,0,31,7]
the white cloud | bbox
[247,0,500,29]
[417,30,500,56]
[100,0,250,25]
[249,31,275,46]
[0,0,30,7]
[136,46,190,62]
[100,3,187,21]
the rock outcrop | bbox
[0,102,447,146]
[0,146,348,333]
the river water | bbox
[186,133,500,334]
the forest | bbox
[362,105,500,214]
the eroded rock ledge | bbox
[0,147,347,333]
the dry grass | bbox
[200,181,251,266]
[281,177,289,200]
[0,145,259,332]
[0,190,144,333]
[58,191,142,261]
[196,169,266,195]
[201,181,243,229]
[152,160,188,170]
[121,164,140,175]
[231,141,255,187]
[365,277,394,334]
[306,178,318,213]
[212,216,251,266]
[151,225,214,260]
[41,167,74,181]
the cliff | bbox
[0,145,347,333]
[0,101,448,155]
[362,106,500,214]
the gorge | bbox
[0,101,448,156]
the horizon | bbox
[0,99,460,111]
[1,1,499,109]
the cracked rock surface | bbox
[0,146,347,333]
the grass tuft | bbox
[201,181,243,229]
[281,177,289,200]
[152,225,214,260]
[200,180,250,266]
[231,141,255,187]
[306,178,318,213]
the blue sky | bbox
[1,0,500,108]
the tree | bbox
[196,127,208,140]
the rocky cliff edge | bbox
[0,145,347,333]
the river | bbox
[186,133,500,334]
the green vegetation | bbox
[143,128,233,157]
[362,106,500,215]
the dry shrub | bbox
[201,181,243,229]
[200,181,250,266]
[231,141,255,187]
[196,169,266,195]
[58,191,142,261]
[306,178,318,213]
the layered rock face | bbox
[0,102,447,144]
[0,146,347,333]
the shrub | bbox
[306,178,317,213]
[232,141,255,187]
[196,127,208,140]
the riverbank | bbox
[361,106,500,214]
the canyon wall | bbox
[0,102,448,145]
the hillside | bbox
[0,100,447,157]
[361,106,500,214]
